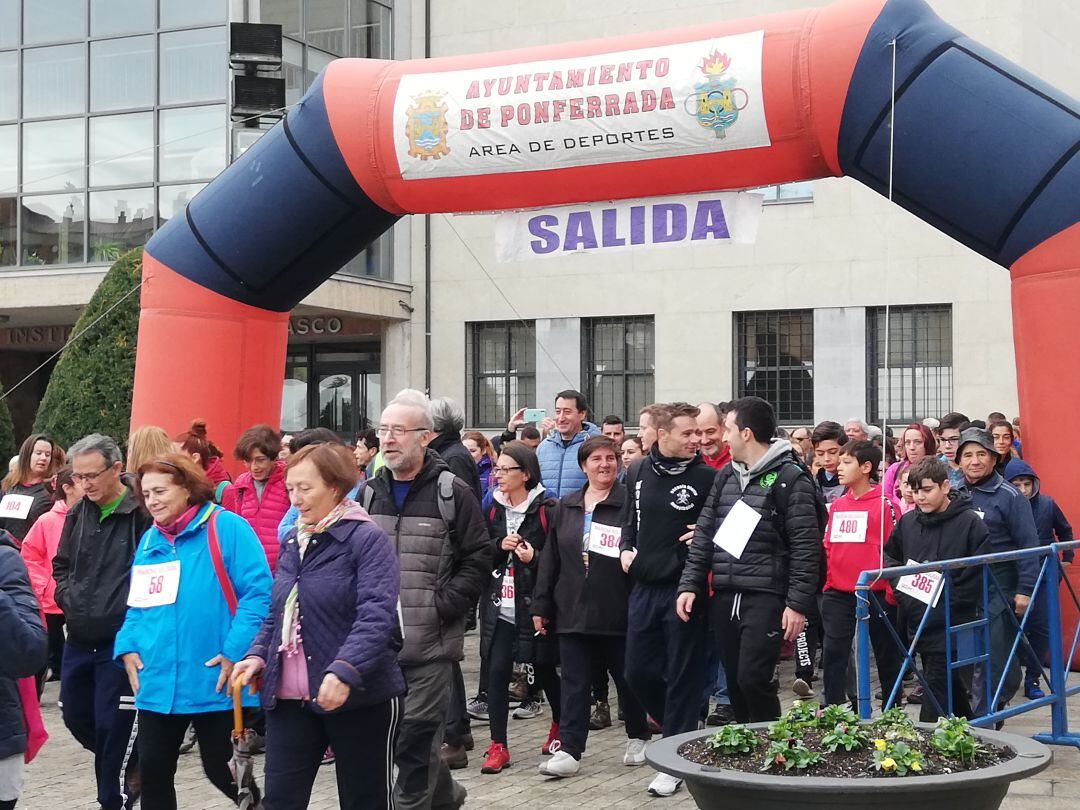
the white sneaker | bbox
[647,772,682,797]
[538,750,580,777]
[623,738,647,766]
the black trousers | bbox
[794,595,821,681]
[46,613,65,673]
[487,620,561,745]
[265,697,402,810]
[919,650,973,722]
[710,591,786,723]
[137,710,235,809]
[443,662,470,744]
[557,634,649,759]
[624,583,707,737]
[820,590,903,708]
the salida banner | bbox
[494,191,763,262]
[394,30,769,178]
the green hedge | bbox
[34,248,142,448]
[0,379,13,461]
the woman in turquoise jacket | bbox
[115,453,271,810]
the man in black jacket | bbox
[429,396,483,503]
[620,403,715,797]
[53,434,151,810]
[362,391,490,810]
[676,397,823,723]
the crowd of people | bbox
[0,389,1071,807]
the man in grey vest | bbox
[361,389,490,810]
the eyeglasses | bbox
[493,465,522,475]
[72,467,110,483]
[939,436,961,444]
[376,426,428,439]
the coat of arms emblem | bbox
[405,91,450,160]
[684,50,749,139]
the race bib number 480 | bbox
[127,561,181,608]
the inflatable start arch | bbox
[134,0,1080,530]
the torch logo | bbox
[685,50,749,139]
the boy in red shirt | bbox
[820,440,903,708]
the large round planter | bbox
[645,723,1052,810]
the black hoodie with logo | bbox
[619,450,717,586]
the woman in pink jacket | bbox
[21,467,82,683]
[221,424,290,574]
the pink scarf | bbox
[155,504,203,542]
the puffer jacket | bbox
[221,461,290,573]
[1004,459,1074,562]
[0,481,53,543]
[532,485,633,635]
[678,440,822,615]
[113,505,272,713]
[359,451,490,666]
[0,531,48,761]
[536,423,601,497]
[21,499,68,614]
[479,488,558,666]
[52,484,151,647]
[248,511,406,713]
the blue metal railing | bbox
[854,540,1080,749]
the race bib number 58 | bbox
[127,561,181,608]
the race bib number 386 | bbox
[127,561,181,608]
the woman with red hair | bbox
[882,423,937,502]
[174,419,231,497]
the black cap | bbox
[954,427,996,463]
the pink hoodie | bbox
[20,500,68,614]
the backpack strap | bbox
[538,503,548,535]
[436,470,457,544]
[206,510,237,616]
[213,481,231,505]
[360,481,375,512]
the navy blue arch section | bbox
[146,72,401,312]
[837,0,1080,268]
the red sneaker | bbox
[480,742,511,774]
[541,723,559,755]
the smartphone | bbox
[523,408,546,423]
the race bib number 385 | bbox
[127,561,181,608]
[895,559,944,607]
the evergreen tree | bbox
[34,249,142,448]
[0,378,14,462]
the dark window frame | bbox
[466,320,536,429]
[733,309,814,422]
[866,304,953,425]
[581,315,655,424]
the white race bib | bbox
[829,511,868,544]
[895,559,944,607]
[500,568,515,603]
[127,561,181,608]
[587,523,622,558]
[712,500,762,560]
[0,494,34,521]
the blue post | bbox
[855,574,873,720]
[1033,543,1080,749]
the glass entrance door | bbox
[281,342,380,438]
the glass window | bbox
[350,0,391,59]
[21,193,85,265]
[0,125,15,194]
[159,0,225,29]
[866,305,953,424]
[759,181,814,204]
[0,198,15,266]
[735,310,814,422]
[158,182,206,225]
[341,231,392,280]
[466,321,536,428]
[281,350,310,432]
[23,44,86,118]
[0,51,15,121]
[307,0,345,55]
[257,0,300,37]
[0,0,18,49]
[91,0,156,37]
[582,316,655,422]
[24,0,86,45]
[280,38,303,106]
[91,36,155,112]
[159,105,225,181]
[232,126,269,160]
[89,188,155,262]
[22,118,85,193]
[90,113,153,187]
[160,28,227,105]
[304,46,335,89]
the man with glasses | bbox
[937,412,969,487]
[53,434,151,810]
[789,426,813,464]
[360,390,489,810]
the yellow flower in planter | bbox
[874,739,887,751]
[910,761,922,772]
[881,757,897,771]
